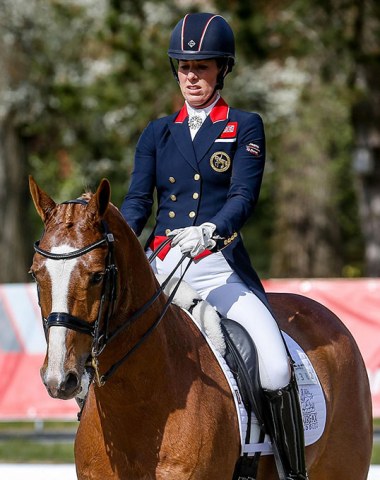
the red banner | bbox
[0,353,77,420]
[0,280,379,419]
[263,278,380,416]
[0,284,77,420]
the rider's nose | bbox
[188,70,198,80]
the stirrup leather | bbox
[263,376,308,480]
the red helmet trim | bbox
[180,14,189,51]
[198,15,220,51]
[181,14,223,54]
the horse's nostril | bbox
[65,372,79,392]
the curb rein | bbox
[33,201,191,389]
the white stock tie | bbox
[188,112,206,139]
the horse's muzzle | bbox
[41,368,81,400]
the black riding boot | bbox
[263,376,308,480]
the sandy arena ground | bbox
[0,464,379,479]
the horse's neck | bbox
[117,232,160,317]
[96,305,202,410]
[100,220,168,363]
[100,217,209,398]
[107,210,159,313]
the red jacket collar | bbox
[210,97,229,122]
[174,97,229,124]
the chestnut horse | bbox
[29,177,372,480]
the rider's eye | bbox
[91,272,104,285]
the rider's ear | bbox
[29,175,57,223]
[87,178,111,221]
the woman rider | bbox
[121,12,308,480]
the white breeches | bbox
[149,246,291,390]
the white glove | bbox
[170,223,217,257]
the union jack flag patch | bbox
[246,143,260,156]
[220,122,238,138]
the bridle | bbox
[34,228,117,340]
[33,199,191,387]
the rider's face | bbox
[178,59,219,108]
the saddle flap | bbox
[221,318,265,425]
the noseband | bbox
[33,199,191,387]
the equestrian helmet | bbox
[168,13,235,68]
[168,12,235,75]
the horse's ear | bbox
[87,178,111,220]
[29,175,57,223]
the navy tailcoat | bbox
[121,97,268,305]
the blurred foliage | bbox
[217,0,367,277]
[1,0,377,279]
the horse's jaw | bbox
[75,366,93,403]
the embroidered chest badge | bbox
[210,151,231,172]
[246,143,260,156]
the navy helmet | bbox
[168,13,235,88]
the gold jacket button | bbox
[165,229,171,235]
[170,194,177,201]
[169,211,176,218]
[192,192,199,199]
[169,177,176,183]
[194,174,200,181]
[189,211,196,218]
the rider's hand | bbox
[170,223,216,257]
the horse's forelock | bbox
[44,194,120,239]
[81,192,93,201]
[63,203,76,226]
[45,201,90,231]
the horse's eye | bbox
[91,272,104,285]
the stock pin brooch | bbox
[188,115,203,130]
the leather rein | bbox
[33,199,191,387]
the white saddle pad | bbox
[283,332,327,449]
[186,308,327,456]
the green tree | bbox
[218,0,369,277]
[349,0,380,276]
[1,0,378,282]
[0,0,182,281]
[0,0,90,281]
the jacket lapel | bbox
[168,98,231,169]
[193,118,229,162]
[193,97,230,163]
[168,104,198,171]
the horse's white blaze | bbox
[45,245,77,386]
